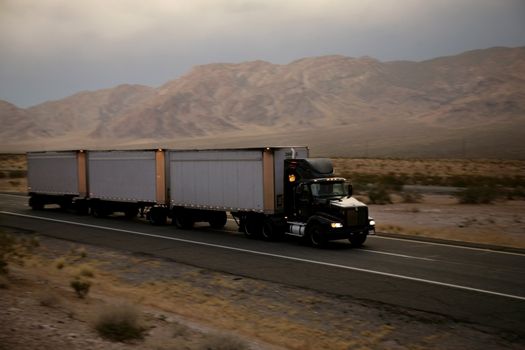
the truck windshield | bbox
[310,182,346,198]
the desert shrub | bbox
[454,186,498,204]
[95,303,145,342]
[401,192,423,203]
[79,268,94,278]
[55,258,66,270]
[0,232,38,275]
[70,278,91,298]
[199,333,249,350]
[505,186,525,200]
[172,321,191,338]
[381,173,405,191]
[38,290,61,307]
[367,185,392,204]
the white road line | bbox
[2,210,524,301]
[370,234,525,257]
[360,249,436,261]
[0,193,27,197]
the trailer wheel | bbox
[91,207,110,218]
[307,224,327,248]
[74,201,89,215]
[124,208,138,219]
[173,210,194,229]
[349,233,367,247]
[243,216,262,239]
[209,212,227,229]
[148,207,167,226]
[29,197,43,211]
[59,198,72,211]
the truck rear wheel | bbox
[243,216,262,239]
[261,219,283,241]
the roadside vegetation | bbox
[1,231,254,348]
[0,153,27,192]
[0,230,38,276]
[333,158,525,204]
[94,303,145,342]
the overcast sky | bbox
[1,0,524,107]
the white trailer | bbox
[86,150,166,218]
[27,151,87,210]
[167,147,308,228]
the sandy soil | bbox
[1,233,524,350]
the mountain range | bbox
[1,46,524,158]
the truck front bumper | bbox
[323,225,374,241]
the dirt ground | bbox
[1,234,523,350]
[370,194,525,250]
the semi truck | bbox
[27,147,375,247]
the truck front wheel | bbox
[307,224,327,248]
[349,233,367,247]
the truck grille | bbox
[346,207,368,227]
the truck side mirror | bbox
[347,184,353,197]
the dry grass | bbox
[377,223,524,248]
[0,153,27,192]
[333,158,525,178]
[198,332,249,350]
[94,303,145,342]
[37,289,62,307]
[70,278,91,298]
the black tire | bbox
[91,207,110,218]
[58,197,72,211]
[29,197,43,211]
[124,207,138,219]
[349,233,367,247]
[148,207,167,226]
[74,201,90,215]
[307,224,327,248]
[173,210,194,229]
[243,217,261,239]
[209,212,227,229]
[261,219,283,241]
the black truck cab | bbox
[284,158,375,247]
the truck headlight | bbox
[369,220,375,226]
[331,222,343,228]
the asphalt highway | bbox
[1,193,524,336]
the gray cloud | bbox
[1,0,524,107]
